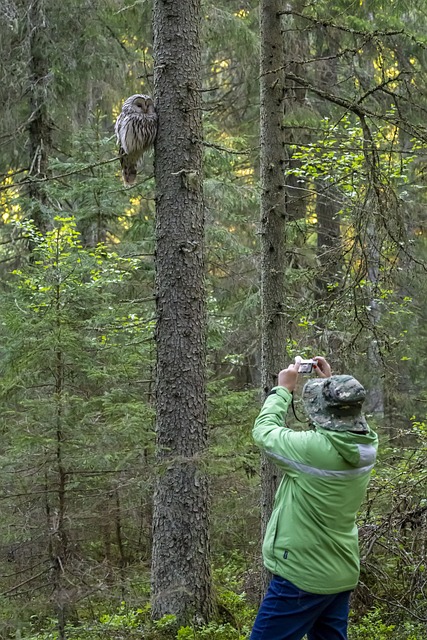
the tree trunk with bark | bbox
[27,0,52,235]
[259,0,287,597]
[315,35,343,303]
[151,0,214,625]
[283,1,310,223]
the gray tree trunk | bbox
[151,0,214,625]
[365,219,385,415]
[314,42,343,303]
[283,1,309,223]
[259,0,287,597]
[315,179,342,298]
[27,0,52,235]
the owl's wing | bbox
[115,113,128,154]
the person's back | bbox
[250,357,378,640]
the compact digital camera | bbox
[298,359,315,374]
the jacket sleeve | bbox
[253,386,312,473]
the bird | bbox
[115,94,158,186]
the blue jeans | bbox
[250,575,351,640]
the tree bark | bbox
[52,249,68,640]
[283,1,309,222]
[314,35,343,302]
[151,0,214,624]
[259,0,287,597]
[315,179,342,300]
[27,0,52,235]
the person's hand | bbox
[313,356,332,378]
[277,357,301,393]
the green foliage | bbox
[349,608,426,639]
[177,622,246,639]
[0,217,156,628]
[98,601,150,628]
[16,595,427,640]
[20,581,255,640]
[349,609,396,639]
[352,425,427,627]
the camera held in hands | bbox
[298,359,315,374]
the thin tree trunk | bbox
[151,0,214,625]
[110,483,127,601]
[315,36,343,302]
[79,113,108,247]
[364,218,385,416]
[360,117,386,417]
[259,0,287,597]
[283,0,309,222]
[52,246,68,640]
[315,179,342,301]
[381,45,413,434]
[27,0,52,235]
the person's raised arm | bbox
[253,358,311,471]
[277,358,301,392]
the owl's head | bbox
[126,94,155,114]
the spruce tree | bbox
[151,0,214,625]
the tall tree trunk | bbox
[283,1,309,223]
[27,0,52,235]
[52,251,68,640]
[259,0,287,597]
[315,179,342,300]
[359,117,386,417]
[381,45,413,435]
[315,35,343,303]
[364,218,384,415]
[151,0,214,624]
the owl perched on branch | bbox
[115,94,158,186]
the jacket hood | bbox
[316,426,378,468]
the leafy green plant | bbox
[177,621,247,639]
[349,609,396,639]
[98,602,150,628]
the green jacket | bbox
[253,386,378,594]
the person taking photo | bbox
[250,356,378,640]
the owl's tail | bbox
[122,165,137,186]
[119,148,139,186]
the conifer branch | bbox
[0,157,121,193]
[278,10,405,39]
[283,71,427,142]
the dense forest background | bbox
[0,0,427,638]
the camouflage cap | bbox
[302,375,368,432]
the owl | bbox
[115,94,158,185]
